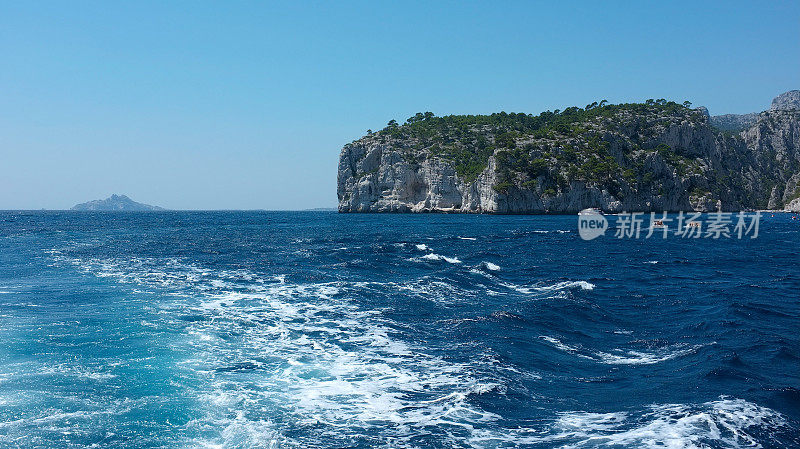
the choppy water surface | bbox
[0,211,798,448]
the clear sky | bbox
[1,1,798,210]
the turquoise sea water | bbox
[0,211,798,448]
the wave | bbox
[406,243,463,264]
[545,398,789,448]
[594,347,704,365]
[483,262,501,271]
[417,253,462,264]
[534,280,595,291]
[465,398,790,448]
[503,280,596,294]
[540,336,708,365]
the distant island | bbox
[338,90,800,214]
[71,194,165,211]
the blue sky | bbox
[1,1,798,210]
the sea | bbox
[0,211,798,448]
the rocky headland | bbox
[338,91,800,213]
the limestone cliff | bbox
[710,113,758,132]
[338,93,800,213]
[771,90,800,111]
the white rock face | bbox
[337,143,499,212]
[786,197,800,212]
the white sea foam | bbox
[539,336,708,365]
[506,280,595,294]
[466,397,787,448]
[540,335,585,355]
[393,278,487,303]
[548,398,786,448]
[534,281,595,291]
[594,346,704,365]
[415,243,429,251]
[418,253,462,264]
[458,236,477,240]
[483,262,501,271]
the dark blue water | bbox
[1,211,798,448]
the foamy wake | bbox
[181,285,501,447]
[53,255,503,447]
[45,252,791,448]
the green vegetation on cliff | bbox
[370,100,708,202]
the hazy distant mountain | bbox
[71,194,165,211]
